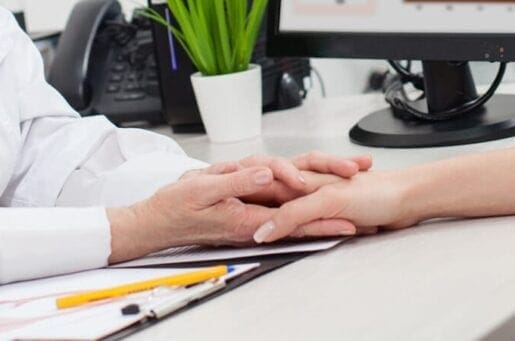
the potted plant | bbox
[142,0,268,143]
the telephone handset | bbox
[48,0,163,125]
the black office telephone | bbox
[48,0,164,125]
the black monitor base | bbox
[349,94,515,148]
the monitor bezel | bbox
[267,0,515,62]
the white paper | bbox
[111,238,346,268]
[0,264,259,340]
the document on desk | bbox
[0,264,258,340]
[111,237,347,268]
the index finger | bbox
[190,167,274,207]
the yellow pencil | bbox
[56,265,232,309]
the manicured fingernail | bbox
[298,175,307,184]
[340,226,357,235]
[254,221,276,243]
[254,170,272,185]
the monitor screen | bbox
[268,0,515,62]
[279,1,515,34]
[269,1,515,148]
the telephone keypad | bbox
[99,25,162,119]
[111,63,126,73]
[115,92,146,101]
[109,74,124,82]
[106,84,120,93]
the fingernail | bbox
[344,160,359,172]
[254,221,276,243]
[254,170,272,185]
[298,175,307,184]
[340,226,357,235]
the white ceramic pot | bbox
[191,64,262,143]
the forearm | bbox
[106,206,151,264]
[107,201,176,264]
[107,195,206,264]
[402,148,515,223]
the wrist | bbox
[106,206,139,264]
[106,200,166,264]
[397,166,444,226]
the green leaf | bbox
[167,0,212,73]
[242,0,268,67]
[213,0,232,74]
[226,0,246,59]
[144,0,268,75]
[187,0,216,73]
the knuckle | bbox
[229,207,255,242]
[295,225,307,238]
[270,157,289,170]
[308,150,323,159]
[225,198,246,217]
[217,200,247,241]
[229,176,250,194]
[207,163,227,174]
[291,153,308,163]
[180,169,200,180]
[182,180,205,207]
[246,154,266,165]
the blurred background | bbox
[0,0,513,99]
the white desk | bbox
[130,93,515,341]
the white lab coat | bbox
[0,8,206,284]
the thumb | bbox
[194,167,273,206]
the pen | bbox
[56,265,233,309]
[135,279,227,319]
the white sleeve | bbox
[0,207,110,284]
[56,125,209,207]
[2,115,208,208]
[0,8,209,283]
[0,119,208,285]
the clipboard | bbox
[105,252,312,340]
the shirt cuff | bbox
[0,207,110,284]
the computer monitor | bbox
[267,1,515,147]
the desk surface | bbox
[130,93,515,341]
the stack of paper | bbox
[1,238,347,339]
[112,238,346,268]
[0,264,258,340]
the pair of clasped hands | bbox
[109,152,411,263]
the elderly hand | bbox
[183,152,373,206]
[106,163,359,264]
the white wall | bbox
[0,0,23,11]
[0,0,376,96]
[311,59,385,96]
[3,0,507,97]
[0,0,146,32]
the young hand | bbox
[253,170,416,243]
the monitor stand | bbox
[349,61,515,148]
